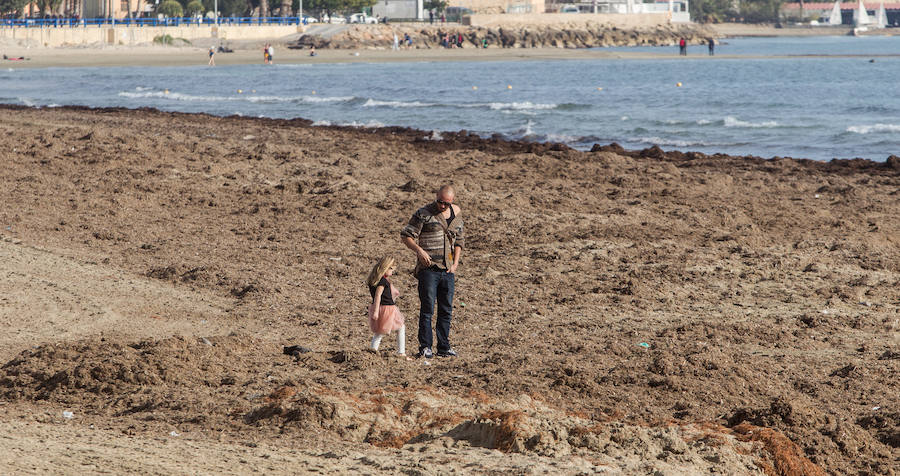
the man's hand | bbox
[417,249,433,268]
[448,263,458,274]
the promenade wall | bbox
[465,12,672,27]
[0,25,301,47]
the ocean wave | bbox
[846,123,900,134]
[632,136,717,148]
[724,116,778,128]
[489,101,558,111]
[311,119,385,128]
[18,97,35,106]
[362,99,437,108]
[118,90,354,104]
[302,95,355,103]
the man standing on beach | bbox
[401,185,464,359]
[208,46,215,66]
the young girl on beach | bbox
[366,256,406,354]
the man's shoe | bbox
[437,348,458,357]
[419,348,433,358]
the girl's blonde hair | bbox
[366,256,395,287]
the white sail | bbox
[828,1,842,25]
[874,1,887,28]
[854,0,871,25]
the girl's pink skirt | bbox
[368,303,405,335]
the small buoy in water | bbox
[676,82,682,87]
[507,85,512,89]
[472,86,477,90]
[597,87,603,91]
[311,90,316,95]
[251,89,256,93]
[164,89,169,94]
[237,89,243,93]
[869,59,875,63]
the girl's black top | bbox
[369,277,395,306]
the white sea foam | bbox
[118,90,353,104]
[541,133,581,143]
[621,116,629,121]
[363,99,436,108]
[18,97,34,106]
[501,109,536,116]
[317,120,385,128]
[302,95,354,103]
[518,120,535,136]
[724,116,778,128]
[427,130,444,141]
[634,136,714,148]
[846,123,900,134]
[697,119,712,125]
[484,101,557,111]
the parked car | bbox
[320,14,346,24]
[559,5,580,12]
[347,13,378,24]
[301,15,318,24]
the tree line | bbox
[0,0,378,19]
[692,0,785,23]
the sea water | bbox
[1,36,898,161]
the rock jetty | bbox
[294,23,716,50]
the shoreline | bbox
[4,103,898,166]
[3,43,898,68]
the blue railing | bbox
[0,16,307,28]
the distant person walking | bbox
[393,33,400,51]
[267,44,274,64]
[263,43,270,64]
[208,46,215,66]
[401,185,464,359]
[707,38,715,56]
[429,10,434,24]
[366,256,406,355]
[679,37,687,56]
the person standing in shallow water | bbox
[401,185,464,359]
[708,38,715,56]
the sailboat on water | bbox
[874,1,887,28]
[853,0,871,26]
[827,0,842,25]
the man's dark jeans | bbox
[417,266,455,353]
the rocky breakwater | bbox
[294,23,715,49]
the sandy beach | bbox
[0,104,897,474]
[0,42,775,68]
